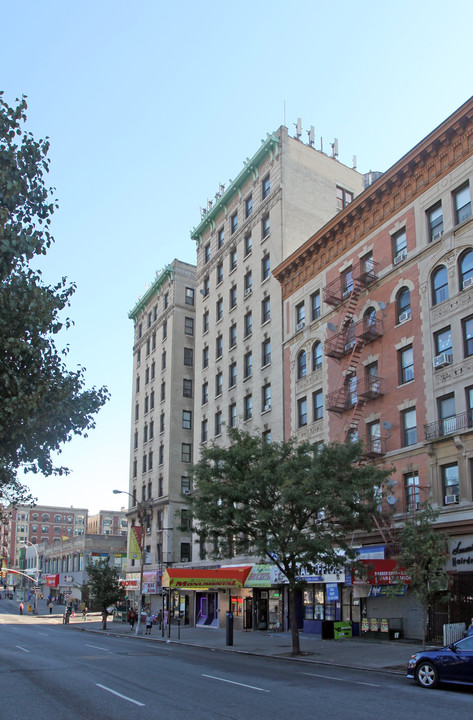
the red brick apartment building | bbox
[275,96,473,638]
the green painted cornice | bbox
[128,264,174,321]
[190,133,280,245]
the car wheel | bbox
[416,661,439,689]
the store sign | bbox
[446,535,473,572]
[244,564,284,587]
[355,559,410,585]
[326,583,339,601]
[296,565,344,584]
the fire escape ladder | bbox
[341,283,363,329]
[371,513,397,552]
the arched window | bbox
[364,306,377,329]
[459,249,473,290]
[431,266,448,305]
[297,350,307,379]
[312,341,322,371]
[396,287,411,323]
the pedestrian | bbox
[128,607,136,631]
[145,611,153,635]
[101,607,109,630]
[467,619,473,637]
[82,605,88,621]
[157,609,163,629]
[48,601,53,615]
[19,602,23,615]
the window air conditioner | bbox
[393,250,407,265]
[244,287,252,297]
[182,489,191,496]
[432,230,443,241]
[444,494,459,505]
[263,404,271,412]
[296,320,305,331]
[433,352,453,369]
[344,339,356,352]
[398,311,411,323]
[463,276,473,289]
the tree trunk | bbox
[288,585,301,656]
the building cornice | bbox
[128,264,174,321]
[274,96,473,299]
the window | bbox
[202,346,209,368]
[341,267,353,297]
[261,253,270,281]
[459,249,473,289]
[367,421,381,453]
[202,382,208,405]
[216,262,223,285]
[392,228,407,262]
[184,347,193,367]
[229,361,237,388]
[313,389,323,420]
[262,338,271,367]
[149,420,154,439]
[427,202,443,241]
[462,316,473,357]
[181,443,192,463]
[203,310,209,334]
[230,285,237,309]
[183,378,193,398]
[184,317,194,336]
[298,397,307,427]
[135,375,140,393]
[244,351,253,379]
[312,341,322,371]
[162,321,167,340]
[229,403,237,428]
[438,393,456,435]
[180,543,191,563]
[148,451,153,471]
[431,266,449,305]
[399,345,414,384]
[181,476,190,494]
[136,348,141,366]
[262,384,271,411]
[434,326,452,357]
[262,297,270,324]
[442,464,459,502]
[216,334,223,359]
[185,287,194,306]
[163,292,169,309]
[336,186,353,210]
[262,429,271,444]
[159,444,164,465]
[152,332,156,351]
[297,350,307,379]
[262,174,270,199]
[453,183,471,225]
[215,297,223,322]
[160,412,165,433]
[262,213,270,239]
[145,366,150,385]
[405,472,420,512]
[229,323,237,348]
[204,243,211,263]
[244,394,252,421]
[203,276,210,297]
[215,372,223,397]
[245,195,253,218]
[311,290,321,321]
[230,247,237,271]
[215,411,222,437]
[231,212,238,234]
[135,403,139,421]
[146,339,150,356]
[218,227,224,248]
[401,408,417,446]
[182,410,192,430]
[134,429,138,449]
[138,323,142,339]
[397,287,411,323]
[244,311,252,337]
[244,233,252,256]
[296,302,305,329]
[244,270,252,296]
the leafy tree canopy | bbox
[189,428,390,654]
[84,558,125,611]
[0,93,109,503]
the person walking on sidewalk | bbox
[145,612,153,635]
[48,601,53,615]
[19,602,23,615]
[128,607,137,631]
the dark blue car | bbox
[407,635,473,688]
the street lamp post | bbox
[22,541,39,612]
[113,489,150,636]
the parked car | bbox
[407,636,473,688]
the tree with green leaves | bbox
[84,558,125,628]
[0,93,109,505]
[189,428,390,655]
[397,503,449,648]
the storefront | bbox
[442,534,473,631]
[298,566,346,635]
[162,567,252,629]
[244,564,285,631]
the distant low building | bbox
[87,509,127,536]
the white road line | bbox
[16,646,30,653]
[96,684,145,706]
[202,674,270,692]
[85,644,112,653]
[37,633,48,636]
[302,672,380,687]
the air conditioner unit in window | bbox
[433,352,453,369]
[244,287,252,297]
[398,311,411,323]
[344,339,356,352]
[296,320,305,331]
[444,494,459,505]
[182,489,191,496]
[263,404,271,412]
[463,276,473,289]
[393,250,407,265]
[432,230,443,241]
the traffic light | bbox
[1,569,6,579]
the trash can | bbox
[226,611,234,646]
[321,620,335,639]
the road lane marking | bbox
[96,684,145,706]
[302,672,380,687]
[37,633,48,636]
[85,644,112,653]
[202,674,270,692]
[16,646,30,653]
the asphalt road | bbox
[1,604,472,720]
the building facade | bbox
[275,96,473,640]
[87,510,128,536]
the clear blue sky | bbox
[2,0,471,513]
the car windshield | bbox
[454,637,473,651]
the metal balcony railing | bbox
[324,317,384,359]
[424,410,473,441]
[358,375,384,400]
[364,436,387,457]
[323,259,379,307]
